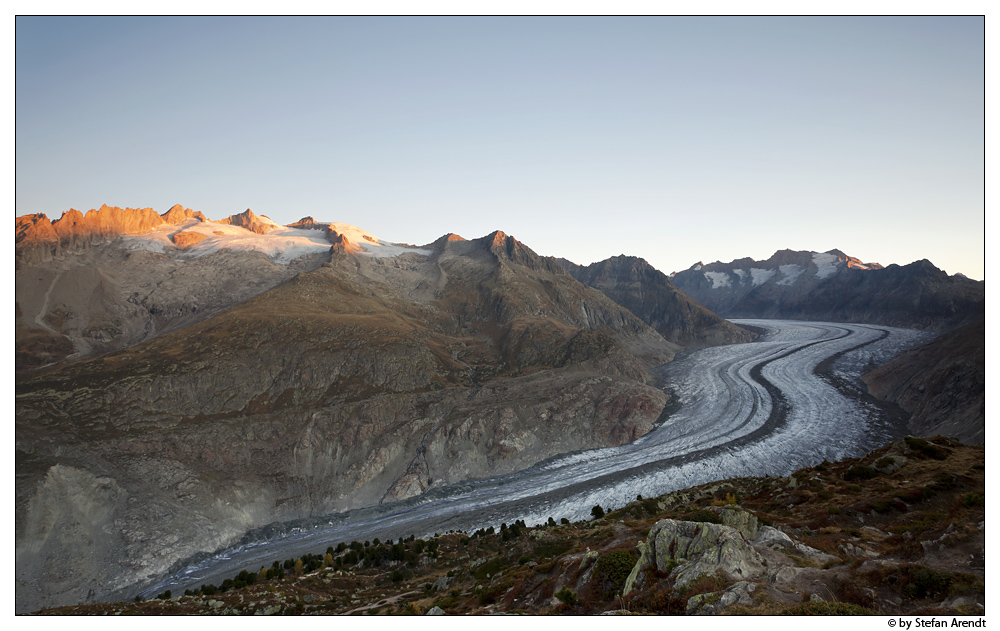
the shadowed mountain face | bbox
[16,213,695,612]
[863,320,985,444]
[556,255,756,348]
[669,249,983,332]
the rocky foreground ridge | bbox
[30,437,985,616]
[18,204,746,613]
[670,249,984,332]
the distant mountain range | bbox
[669,249,983,332]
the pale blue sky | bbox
[16,17,985,279]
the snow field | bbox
[120,219,432,264]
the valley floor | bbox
[134,320,931,601]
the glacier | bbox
[136,319,928,599]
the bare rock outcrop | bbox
[326,229,363,255]
[686,580,758,615]
[170,230,211,249]
[161,204,207,225]
[52,205,165,243]
[17,205,168,265]
[286,216,326,230]
[646,518,767,588]
[217,208,275,235]
[15,214,60,266]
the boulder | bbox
[579,550,599,571]
[685,580,757,615]
[647,519,766,588]
[426,606,445,615]
[838,542,879,559]
[431,575,453,592]
[753,526,840,565]
[254,605,281,615]
[711,506,759,540]
[622,541,652,595]
[767,565,805,585]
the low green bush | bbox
[593,548,640,599]
[554,587,578,606]
[961,492,984,509]
[905,436,949,460]
[844,465,879,481]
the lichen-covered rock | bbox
[647,519,766,588]
[753,526,840,565]
[426,606,445,615]
[711,506,759,540]
[622,541,652,595]
[580,550,600,571]
[685,580,757,615]
[767,565,805,585]
[838,542,879,559]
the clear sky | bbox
[15,16,985,279]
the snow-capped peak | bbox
[325,222,433,258]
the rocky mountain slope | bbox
[16,206,700,613]
[863,321,985,444]
[557,255,756,347]
[670,249,984,332]
[16,204,203,266]
[15,208,339,371]
[29,438,985,616]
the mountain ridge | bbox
[670,248,982,332]
[557,255,756,347]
